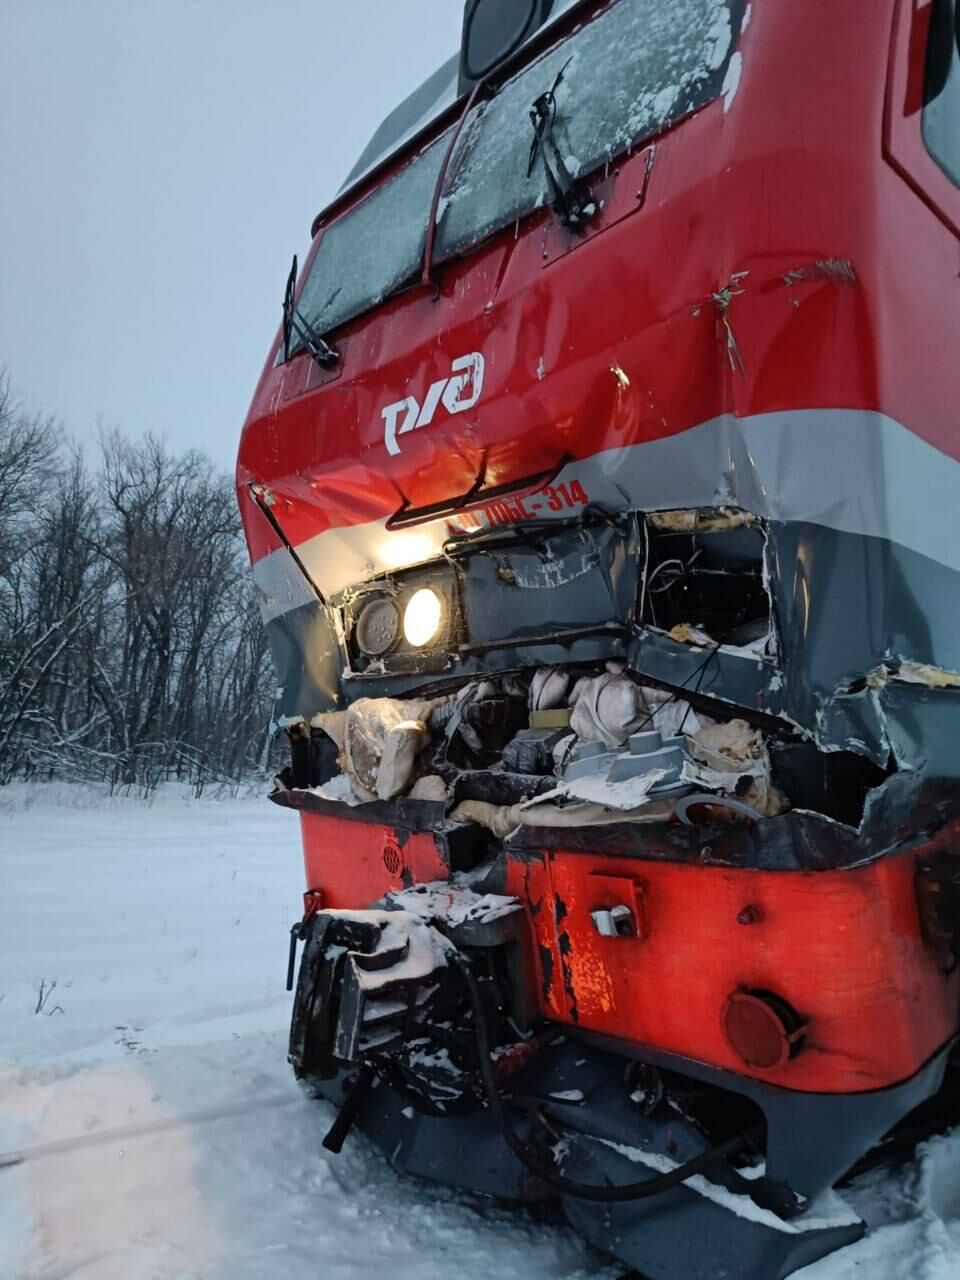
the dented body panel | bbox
[285,788,960,1095]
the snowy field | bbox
[1,785,959,1280]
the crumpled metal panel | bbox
[461,518,639,645]
[767,522,960,773]
[265,599,342,727]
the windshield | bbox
[293,0,741,350]
[437,0,741,257]
[293,133,449,349]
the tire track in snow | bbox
[0,1092,302,1169]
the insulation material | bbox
[648,508,756,532]
[408,774,450,802]
[569,673,705,747]
[684,719,786,817]
[692,718,764,765]
[570,673,648,748]
[530,666,573,711]
[895,662,960,690]
[642,688,705,739]
[669,623,717,647]
[315,695,448,801]
[452,798,524,839]
[451,791,678,836]
[377,721,431,799]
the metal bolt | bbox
[737,905,764,926]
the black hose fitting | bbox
[455,954,749,1203]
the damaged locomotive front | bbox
[237,2,960,1278]
[270,500,960,1280]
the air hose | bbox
[455,955,750,1203]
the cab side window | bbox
[924,0,960,185]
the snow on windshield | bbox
[296,133,448,341]
[436,0,738,257]
[295,0,739,344]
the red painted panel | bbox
[299,812,448,909]
[506,844,959,1095]
[246,1,960,1104]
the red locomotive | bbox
[237,2,960,1275]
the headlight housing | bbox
[345,571,457,673]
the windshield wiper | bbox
[527,59,596,231]
[282,255,340,370]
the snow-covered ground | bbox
[1,784,959,1280]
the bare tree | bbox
[0,376,278,791]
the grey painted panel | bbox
[265,410,960,606]
[564,409,960,576]
[252,547,318,624]
[264,598,342,724]
[462,517,639,642]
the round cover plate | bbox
[356,596,400,656]
[722,990,803,1070]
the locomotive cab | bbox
[238,3,960,1277]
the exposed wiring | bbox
[638,515,651,626]
[626,645,721,741]
[649,547,704,595]
[676,645,720,735]
[644,557,686,594]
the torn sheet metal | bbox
[263,497,960,784]
[460,518,640,648]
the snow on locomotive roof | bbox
[338,0,584,199]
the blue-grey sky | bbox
[0,0,461,466]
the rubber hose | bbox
[455,955,748,1203]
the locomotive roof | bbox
[337,0,584,203]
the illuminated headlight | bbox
[403,588,444,648]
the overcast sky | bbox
[0,0,461,467]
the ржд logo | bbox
[382,352,485,456]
